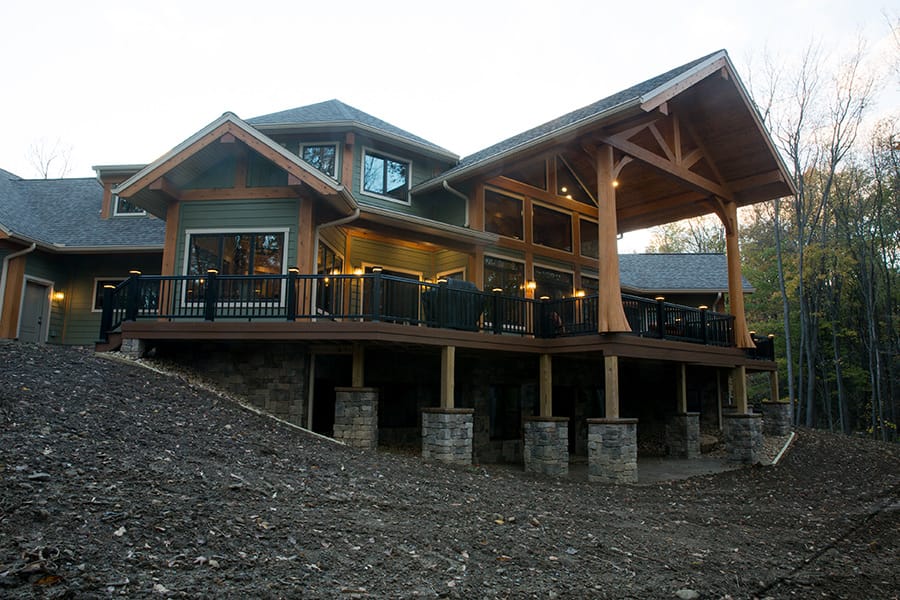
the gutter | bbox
[442,181,470,227]
[0,242,37,325]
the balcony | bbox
[99,272,773,360]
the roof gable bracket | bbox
[148,176,181,202]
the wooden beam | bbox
[604,355,620,419]
[149,176,181,201]
[599,134,734,201]
[441,346,455,409]
[179,187,303,201]
[296,197,315,274]
[720,199,754,348]
[160,201,180,276]
[352,342,364,387]
[733,365,748,413]
[0,254,26,338]
[596,145,630,332]
[539,354,552,417]
[676,363,687,413]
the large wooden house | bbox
[0,50,794,481]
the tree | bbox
[27,138,72,179]
[646,215,725,253]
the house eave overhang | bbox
[254,121,459,162]
[112,113,359,219]
[359,204,498,247]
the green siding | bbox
[319,227,346,258]
[183,156,236,189]
[176,199,300,274]
[50,253,162,346]
[434,250,470,279]
[23,251,70,344]
[349,237,433,277]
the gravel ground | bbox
[1,342,898,599]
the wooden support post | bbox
[596,145,630,332]
[733,365,748,414]
[352,343,365,387]
[604,355,620,419]
[539,354,552,417]
[440,346,455,409]
[769,370,779,403]
[719,200,754,348]
[676,363,688,414]
[716,369,724,430]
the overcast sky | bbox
[1,0,896,249]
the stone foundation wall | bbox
[761,401,792,436]
[523,417,569,476]
[152,341,309,426]
[723,413,763,464]
[587,418,638,484]
[421,408,474,465]
[119,337,147,359]
[333,387,378,449]
[666,412,700,459]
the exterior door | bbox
[19,281,49,342]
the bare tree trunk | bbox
[772,200,798,424]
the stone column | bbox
[723,413,763,464]
[587,418,638,484]
[761,401,792,436]
[666,412,700,458]
[421,408,474,465]
[523,417,569,476]
[333,387,378,449]
[119,337,147,359]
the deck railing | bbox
[100,272,769,356]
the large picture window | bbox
[186,231,286,276]
[533,266,574,300]
[362,149,409,202]
[533,204,572,252]
[302,143,338,178]
[483,255,525,296]
[484,189,524,240]
[580,217,599,259]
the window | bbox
[533,266,574,300]
[556,156,595,206]
[580,217,599,259]
[484,189,523,239]
[533,204,572,252]
[316,241,344,314]
[186,232,286,276]
[92,279,122,311]
[362,149,410,202]
[501,157,546,190]
[581,275,599,296]
[302,143,339,178]
[113,195,145,216]
[483,256,524,296]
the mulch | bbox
[1,342,898,599]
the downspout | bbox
[0,242,37,325]
[310,205,361,313]
[442,181,470,227]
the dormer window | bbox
[113,194,146,216]
[301,143,339,179]
[362,148,410,203]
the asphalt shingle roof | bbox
[0,169,164,249]
[619,253,752,293]
[248,99,455,158]
[435,51,723,181]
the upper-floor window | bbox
[484,189,524,240]
[362,148,410,203]
[113,194,146,216]
[533,203,572,252]
[302,143,339,179]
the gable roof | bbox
[619,253,752,294]
[248,99,458,161]
[113,112,358,218]
[0,169,164,251]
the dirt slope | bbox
[1,343,898,599]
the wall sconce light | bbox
[525,280,537,291]
[52,291,65,302]
[353,268,363,276]
[575,290,586,298]
[331,268,341,276]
